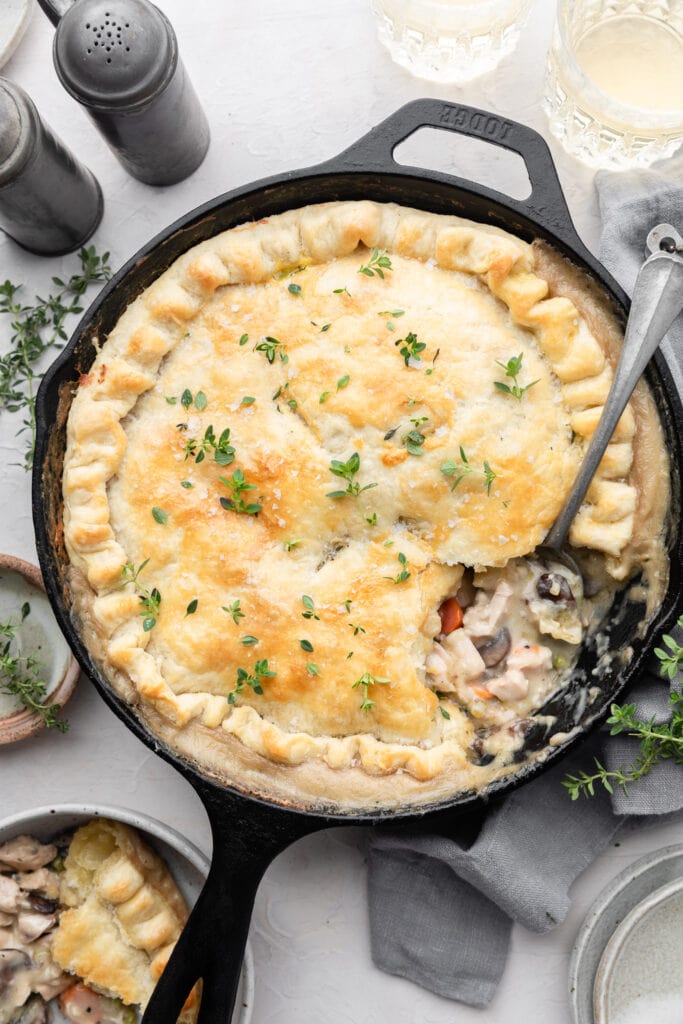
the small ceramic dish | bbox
[0,803,255,1023]
[593,876,683,1024]
[0,0,33,69]
[569,844,683,1024]
[0,553,79,743]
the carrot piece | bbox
[439,597,464,634]
[472,685,495,700]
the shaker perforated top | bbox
[53,0,177,109]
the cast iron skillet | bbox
[33,100,683,1022]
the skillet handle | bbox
[327,98,586,257]
[140,784,328,1024]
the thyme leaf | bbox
[255,336,288,364]
[395,332,426,367]
[184,425,235,467]
[120,561,161,631]
[358,248,393,279]
[563,616,683,799]
[0,619,68,731]
[352,671,389,712]
[440,446,473,491]
[219,469,262,516]
[494,353,539,400]
[227,659,276,704]
[302,594,320,620]
[0,246,112,469]
[223,600,245,624]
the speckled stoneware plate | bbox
[569,844,683,1024]
[0,0,33,69]
[0,804,255,1024]
[0,554,80,743]
[593,876,683,1024]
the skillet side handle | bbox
[141,785,328,1024]
[327,98,587,257]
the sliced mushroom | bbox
[0,949,32,1019]
[0,838,57,873]
[16,912,57,944]
[25,894,59,916]
[475,627,511,668]
[16,870,59,901]
[536,572,574,604]
[0,874,22,914]
[11,996,48,1024]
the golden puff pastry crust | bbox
[52,819,198,1018]
[62,201,668,805]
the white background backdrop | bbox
[1,1,681,1021]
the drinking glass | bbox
[371,0,533,84]
[543,0,683,170]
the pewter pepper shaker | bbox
[37,0,210,186]
[0,78,103,254]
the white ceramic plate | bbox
[0,0,33,69]
[568,844,683,1024]
[593,876,683,1023]
[0,804,255,1023]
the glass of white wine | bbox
[543,0,683,170]
[371,0,532,84]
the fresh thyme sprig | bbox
[227,659,276,704]
[120,560,161,631]
[219,469,262,516]
[0,246,112,469]
[326,452,377,502]
[395,331,426,367]
[440,449,500,496]
[483,461,498,496]
[440,447,473,491]
[177,389,207,411]
[353,671,389,712]
[563,617,683,799]
[494,353,539,400]
[384,551,411,584]
[255,336,288,364]
[403,416,428,456]
[223,600,245,624]
[301,594,320,621]
[358,248,392,279]
[0,619,68,731]
[183,425,235,467]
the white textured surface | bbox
[0,1,681,1021]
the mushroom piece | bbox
[16,870,60,902]
[24,894,59,916]
[0,948,32,1019]
[536,572,575,604]
[0,874,22,914]
[11,996,49,1024]
[0,838,57,873]
[475,627,511,668]
[16,912,57,944]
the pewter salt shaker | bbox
[0,78,103,254]
[38,0,210,186]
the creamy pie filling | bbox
[62,201,670,807]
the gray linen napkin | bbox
[367,158,683,1006]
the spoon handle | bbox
[545,234,683,552]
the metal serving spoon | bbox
[536,223,683,595]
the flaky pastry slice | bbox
[52,819,199,1020]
